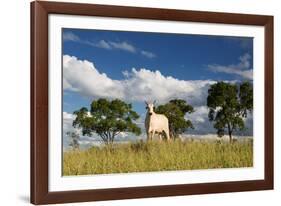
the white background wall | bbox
[0,0,280,205]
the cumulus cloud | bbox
[63,111,76,133]
[122,69,214,106]
[63,112,104,149]
[63,55,253,138]
[63,112,79,149]
[63,55,125,99]
[208,53,253,80]
[63,106,252,149]
[187,106,216,135]
[63,111,144,150]
[186,106,253,136]
[63,55,215,106]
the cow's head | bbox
[145,101,156,115]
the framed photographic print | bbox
[31,1,274,204]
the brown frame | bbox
[31,1,274,204]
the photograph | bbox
[62,28,254,176]
[29,1,274,204]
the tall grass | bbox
[63,139,253,176]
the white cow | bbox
[145,101,170,141]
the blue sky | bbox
[62,28,253,140]
[63,28,252,80]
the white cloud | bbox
[93,40,137,53]
[63,112,104,149]
[63,111,76,132]
[122,68,214,106]
[63,55,125,99]
[94,40,111,50]
[122,70,130,78]
[63,31,80,42]
[63,111,144,149]
[187,106,216,134]
[62,31,136,52]
[188,106,209,123]
[186,106,253,136]
[63,55,253,137]
[63,55,215,106]
[108,41,136,53]
[63,106,252,149]
[63,111,79,149]
[208,53,253,80]
[62,31,155,57]
[141,50,156,58]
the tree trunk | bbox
[111,133,115,144]
[227,123,233,143]
[229,131,233,143]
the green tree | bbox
[73,98,141,144]
[66,131,80,150]
[155,99,194,139]
[207,81,253,142]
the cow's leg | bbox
[164,129,170,141]
[147,131,150,142]
[159,132,163,141]
[151,130,155,140]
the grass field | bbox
[63,139,253,176]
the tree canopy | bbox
[155,99,194,139]
[73,98,141,144]
[207,81,253,142]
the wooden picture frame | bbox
[31,1,274,204]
